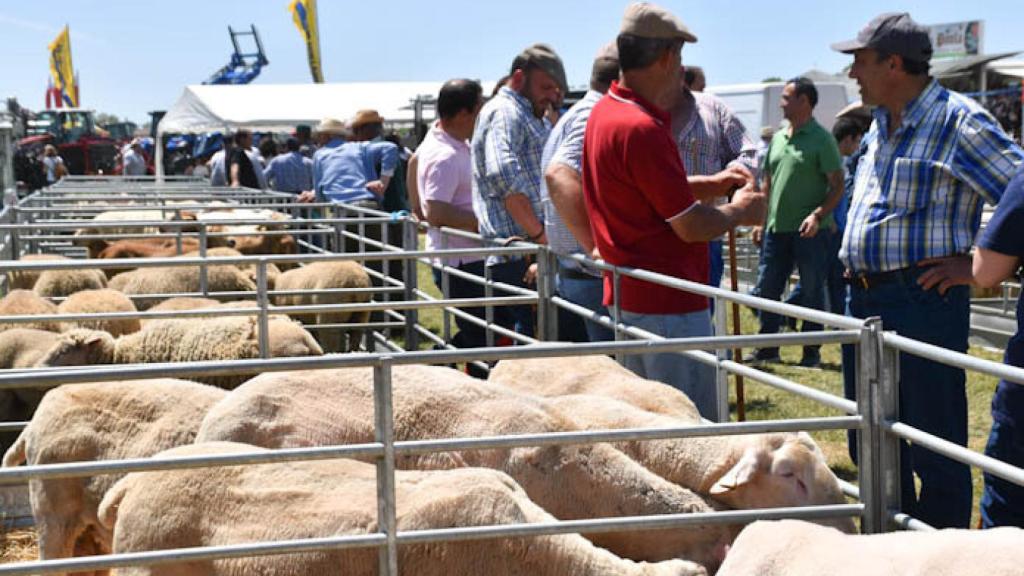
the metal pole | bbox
[484,264,495,347]
[402,219,419,351]
[876,336,901,529]
[612,267,623,364]
[535,247,557,341]
[198,223,209,296]
[256,260,270,359]
[713,293,730,423]
[728,230,746,421]
[856,316,884,533]
[374,358,398,576]
[441,234,452,344]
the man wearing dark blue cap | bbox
[833,12,1024,528]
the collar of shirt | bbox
[431,123,469,152]
[874,78,941,138]
[785,117,819,139]
[324,137,345,149]
[607,81,670,127]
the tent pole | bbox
[155,128,164,182]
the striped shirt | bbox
[673,90,759,180]
[540,90,602,275]
[471,86,550,265]
[841,80,1024,273]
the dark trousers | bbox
[756,231,829,354]
[841,270,972,528]
[982,416,1024,527]
[487,258,535,339]
[432,260,487,349]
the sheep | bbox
[74,210,198,259]
[33,266,108,299]
[196,365,735,570]
[6,254,69,291]
[716,519,1024,576]
[141,297,257,327]
[489,355,701,420]
[94,237,235,278]
[0,329,62,447]
[273,261,372,353]
[0,289,62,333]
[489,357,855,534]
[98,441,706,576]
[542,394,856,534]
[107,263,256,310]
[178,247,282,289]
[34,316,323,389]
[2,379,227,574]
[57,289,141,336]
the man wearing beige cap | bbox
[349,109,385,142]
[581,2,764,418]
[471,42,567,338]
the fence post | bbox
[198,223,209,296]
[374,357,398,576]
[713,295,730,423]
[876,332,901,530]
[402,217,419,351]
[535,247,558,341]
[256,260,270,359]
[856,316,895,533]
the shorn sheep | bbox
[2,379,227,575]
[34,316,323,389]
[274,261,372,353]
[196,365,735,571]
[107,264,257,310]
[56,288,141,336]
[0,328,62,447]
[0,289,62,333]
[5,254,69,291]
[98,441,707,576]
[32,266,108,299]
[715,519,1024,576]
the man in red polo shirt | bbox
[583,2,765,418]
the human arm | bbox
[687,164,753,200]
[798,169,844,238]
[425,201,477,232]
[669,183,765,243]
[366,142,399,197]
[545,163,594,252]
[229,157,241,188]
[752,165,772,245]
[406,153,425,220]
[504,193,545,243]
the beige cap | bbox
[514,43,568,95]
[836,101,872,121]
[315,118,347,135]
[350,109,385,128]
[620,2,697,43]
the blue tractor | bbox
[204,25,269,85]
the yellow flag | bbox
[289,0,324,83]
[48,25,78,107]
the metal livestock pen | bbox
[0,176,1018,574]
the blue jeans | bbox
[981,417,1024,528]
[557,268,613,342]
[487,259,535,339]
[757,231,829,353]
[841,270,972,528]
[620,309,717,418]
[784,229,847,316]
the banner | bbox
[928,21,983,60]
[48,25,78,107]
[289,0,324,83]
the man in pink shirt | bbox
[416,79,487,357]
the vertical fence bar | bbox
[484,263,495,347]
[612,267,623,364]
[402,218,419,351]
[441,233,452,344]
[374,358,398,576]
[856,316,884,533]
[877,336,901,528]
[535,248,557,342]
[198,223,209,296]
[256,260,270,359]
[713,295,730,423]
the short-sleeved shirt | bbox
[264,151,313,193]
[765,118,842,233]
[228,147,260,189]
[582,81,706,315]
[416,123,481,266]
[313,138,398,204]
[978,167,1024,427]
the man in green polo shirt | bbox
[748,76,844,367]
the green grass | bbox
[407,236,999,526]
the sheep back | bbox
[57,288,141,336]
[0,290,61,333]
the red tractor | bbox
[18,108,119,175]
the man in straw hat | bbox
[832,12,1023,528]
[471,42,567,338]
[580,2,764,418]
[302,117,398,208]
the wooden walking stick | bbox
[728,228,746,421]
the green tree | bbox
[761,76,783,83]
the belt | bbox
[846,267,917,290]
[558,265,601,281]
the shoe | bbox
[799,350,821,368]
[743,348,780,366]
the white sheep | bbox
[5,254,69,291]
[34,316,323,389]
[196,365,734,570]
[489,357,855,534]
[716,519,1024,576]
[489,355,701,420]
[99,441,707,576]
[273,261,372,353]
[107,263,257,310]
[57,288,141,336]
[178,247,282,289]
[0,328,62,436]
[0,289,62,333]
[2,379,227,574]
[33,265,108,299]
[141,297,257,326]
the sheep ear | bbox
[710,450,763,495]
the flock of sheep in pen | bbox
[0,200,1022,575]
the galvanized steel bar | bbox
[886,420,1024,488]
[856,317,883,533]
[374,359,399,576]
[256,261,270,359]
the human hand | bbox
[523,262,539,285]
[366,180,386,196]
[718,164,753,194]
[296,190,316,203]
[916,255,974,295]
[590,246,602,261]
[730,184,766,227]
[798,213,820,238]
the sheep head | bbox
[708,433,857,534]
[35,329,117,367]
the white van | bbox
[707,81,853,141]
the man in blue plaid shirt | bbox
[833,12,1024,528]
[472,44,567,338]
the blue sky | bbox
[2,1,1022,124]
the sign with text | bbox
[929,20,984,60]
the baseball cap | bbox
[831,12,932,62]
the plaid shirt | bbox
[472,86,550,265]
[540,90,602,275]
[673,90,759,179]
[841,80,1024,273]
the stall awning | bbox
[932,51,1022,77]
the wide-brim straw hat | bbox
[315,118,347,135]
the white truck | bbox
[707,81,854,141]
